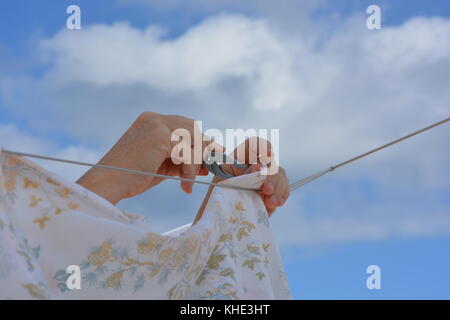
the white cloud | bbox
[40,15,299,110]
[1,11,449,245]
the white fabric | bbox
[0,152,291,299]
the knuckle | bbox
[138,111,156,122]
[169,114,194,125]
[137,112,161,129]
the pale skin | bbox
[76,112,290,220]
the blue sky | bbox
[1,0,449,299]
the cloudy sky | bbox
[1,0,449,299]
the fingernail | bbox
[181,182,192,194]
[270,195,278,204]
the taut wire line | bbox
[289,117,450,191]
[0,150,257,192]
[2,117,449,192]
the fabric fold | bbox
[0,152,291,299]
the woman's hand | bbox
[76,112,220,205]
[194,137,290,223]
[216,137,290,217]
[218,165,290,217]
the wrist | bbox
[76,168,124,205]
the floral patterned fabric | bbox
[0,151,291,299]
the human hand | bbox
[215,137,290,217]
[76,112,221,204]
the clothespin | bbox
[203,151,248,180]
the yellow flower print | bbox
[219,232,232,243]
[32,216,50,230]
[149,264,163,277]
[229,216,238,224]
[256,272,266,280]
[54,187,71,198]
[0,217,3,230]
[67,202,79,210]
[185,234,198,254]
[237,227,249,240]
[22,283,48,300]
[246,244,261,255]
[46,177,60,187]
[158,247,174,262]
[262,243,270,252]
[242,257,261,271]
[171,251,185,267]
[5,176,16,193]
[88,241,113,267]
[195,272,206,286]
[6,156,20,166]
[23,177,38,189]
[234,201,245,211]
[29,194,43,208]
[54,208,64,215]
[87,253,105,268]
[121,257,153,267]
[146,232,163,244]
[207,254,226,270]
[219,267,235,278]
[138,233,163,255]
[106,271,124,288]
[240,221,256,232]
[99,242,113,257]
[138,241,156,255]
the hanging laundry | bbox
[0,152,291,299]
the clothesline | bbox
[290,116,449,190]
[2,117,449,192]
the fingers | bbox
[267,207,276,217]
[198,165,209,176]
[259,180,277,212]
[259,167,290,216]
[263,194,279,209]
[167,115,225,160]
[170,139,201,194]
[254,165,281,216]
[181,143,203,194]
[248,137,272,165]
[260,181,274,196]
[180,163,202,194]
[231,137,273,165]
[270,170,290,206]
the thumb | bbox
[180,163,201,194]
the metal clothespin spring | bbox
[203,151,248,180]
